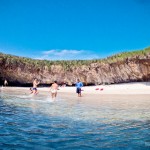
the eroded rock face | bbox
[0,54,150,86]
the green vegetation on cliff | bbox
[106,47,150,63]
[0,47,150,70]
[0,47,150,85]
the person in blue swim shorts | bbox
[30,78,40,95]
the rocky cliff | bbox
[0,48,150,86]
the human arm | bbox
[80,82,83,87]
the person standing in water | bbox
[4,79,8,86]
[30,78,40,94]
[75,79,83,97]
[50,81,59,100]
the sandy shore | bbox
[58,82,150,95]
[1,82,150,95]
[1,82,150,107]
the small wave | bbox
[28,96,56,103]
[16,94,34,99]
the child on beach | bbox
[4,79,8,86]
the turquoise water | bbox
[0,90,150,150]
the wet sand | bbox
[1,82,150,107]
[1,83,150,122]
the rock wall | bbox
[0,54,150,86]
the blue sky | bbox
[0,0,150,60]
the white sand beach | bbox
[1,82,150,95]
[1,81,150,121]
[57,82,150,95]
[1,82,150,109]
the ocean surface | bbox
[0,89,150,150]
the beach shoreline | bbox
[1,82,150,108]
[1,82,150,95]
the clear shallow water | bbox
[0,90,150,150]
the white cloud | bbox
[43,49,84,56]
[35,49,100,60]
